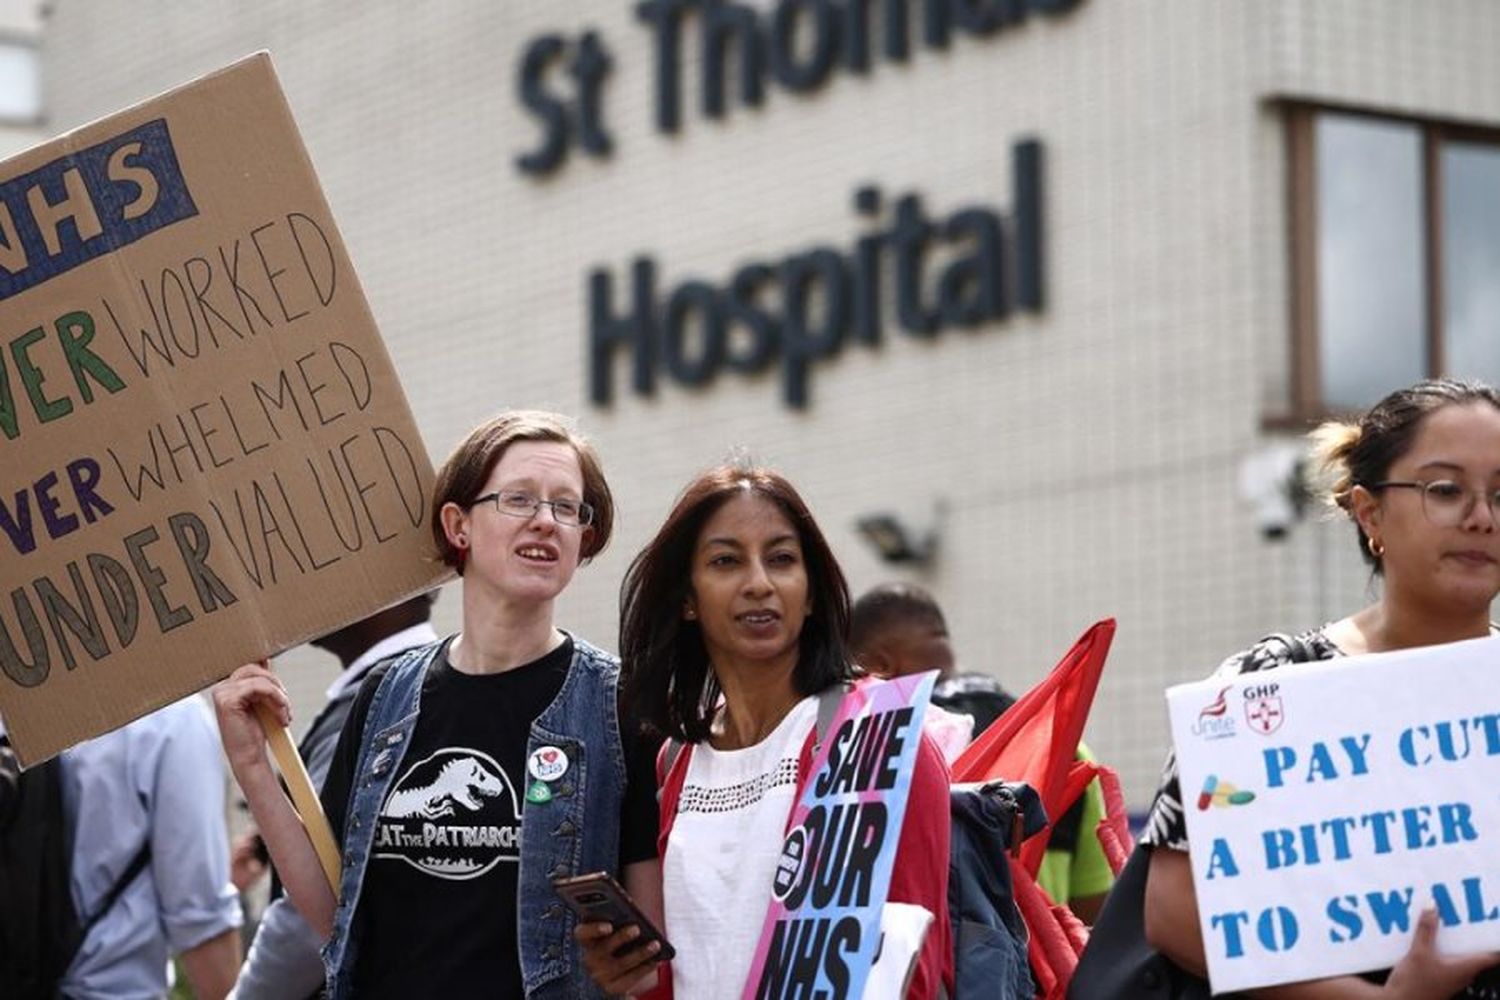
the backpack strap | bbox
[656,740,681,785]
[79,840,151,938]
[811,682,849,755]
[655,738,685,803]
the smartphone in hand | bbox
[552,871,676,961]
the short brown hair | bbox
[430,411,613,573]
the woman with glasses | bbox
[1140,379,1500,998]
[575,464,954,999]
[214,411,661,1000]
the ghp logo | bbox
[1190,686,1238,740]
[1243,682,1284,735]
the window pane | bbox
[0,41,40,122]
[1442,139,1500,388]
[1316,114,1426,410]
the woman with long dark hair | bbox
[580,465,953,999]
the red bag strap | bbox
[654,740,693,859]
[1011,859,1085,998]
[1092,764,1134,876]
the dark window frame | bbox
[1276,102,1500,427]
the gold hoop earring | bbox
[1367,536,1385,559]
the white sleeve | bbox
[231,895,327,999]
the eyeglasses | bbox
[1371,480,1500,528]
[469,490,594,527]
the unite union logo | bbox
[1190,686,1238,740]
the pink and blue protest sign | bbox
[743,671,935,999]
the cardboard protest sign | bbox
[744,672,935,1000]
[1167,635,1500,993]
[0,54,447,766]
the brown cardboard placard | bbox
[0,53,449,766]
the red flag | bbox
[951,618,1116,874]
[950,620,1118,997]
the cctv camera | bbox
[1237,443,1308,541]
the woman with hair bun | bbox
[1140,378,1500,998]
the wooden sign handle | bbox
[254,703,342,894]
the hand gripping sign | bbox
[743,672,935,1000]
[1167,635,1500,993]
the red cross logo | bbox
[1246,697,1284,735]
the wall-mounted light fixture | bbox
[855,501,946,566]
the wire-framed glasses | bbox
[469,489,594,526]
[1371,480,1500,528]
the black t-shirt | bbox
[319,636,661,999]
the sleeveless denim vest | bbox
[322,634,624,1000]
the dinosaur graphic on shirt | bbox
[383,755,506,819]
[373,747,521,880]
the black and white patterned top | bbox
[1141,630,1340,851]
[1142,629,1500,999]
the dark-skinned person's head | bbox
[849,582,958,681]
[620,465,853,742]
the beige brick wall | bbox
[34,0,1497,807]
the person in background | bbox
[230,593,439,1000]
[848,582,976,761]
[1142,378,1500,997]
[215,410,660,1000]
[580,466,954,999]
[61,699,242,999]
[849,582,1113,924]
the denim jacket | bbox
[321,634,624,1000]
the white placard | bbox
[1166,635,1500,994]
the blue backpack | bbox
[946,780,1047,1000]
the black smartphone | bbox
[551,871,676,961]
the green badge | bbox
[526,779,553,804]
